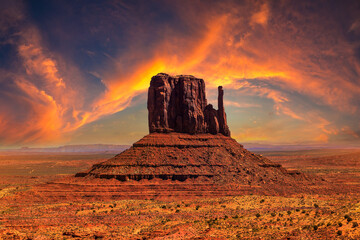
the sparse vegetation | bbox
[1,150,360,239]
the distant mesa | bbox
[148,73,230,136]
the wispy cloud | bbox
[0,0,360,146]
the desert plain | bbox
[0,148,359,239]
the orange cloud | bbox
[2,1,360,146]
[250,3,270,26]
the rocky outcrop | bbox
[147,73,230,136]
[73,73,323,200]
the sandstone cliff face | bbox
[147,73,230,136]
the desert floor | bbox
[0,149,359,239]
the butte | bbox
[68,73,324,199]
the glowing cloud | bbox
[0,1,360,146]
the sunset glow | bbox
[1,0,360,147]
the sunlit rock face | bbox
[147,73,230,136]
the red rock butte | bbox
[67,73,326,199]
[148,73,230,136]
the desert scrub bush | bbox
[302,225,311,230]
[195,205,200,210]
[287,211,291,215]
[338,222,343,227]
[175,209,180,213]
[353,222,358,228]
[206,218,218,227]
[337,230,342,236]
[313,225,318,231]
[271,212,276,217]
[260,199,265,203]
[314,203,319,208]
[161,218,170,224]
[255,213,261,218]
[345,215,353,222]
[301,210,306,214]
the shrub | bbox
[313,225,318,231]
[353,222,358,228]
[255,213,261,218]
[314,204,319,208]
[338,222,343,227]
[271,212,276,217]
[295,209,300,212]
[301,210,306,214]
[260,199,265,203]
[195,205,200,210]
[287,211,291,215]
[206,218,218,227]
[337,230,342,235]
[175,209,180,213]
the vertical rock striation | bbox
[147,73,230,136]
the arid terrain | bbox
[0,149,359,239]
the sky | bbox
[1,0,360,148]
